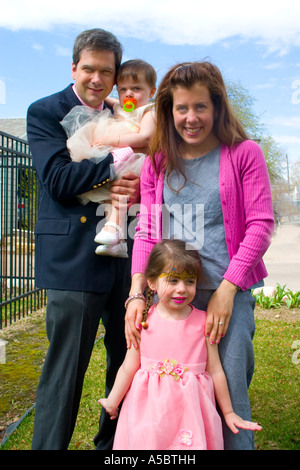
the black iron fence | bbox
[0,131,46,328]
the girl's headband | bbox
[159,269,196,280]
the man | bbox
[27,29,139,450]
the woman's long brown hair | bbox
[149,61,248,185]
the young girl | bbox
[60,59,156,257]
[99,239,262,450]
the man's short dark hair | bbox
[73,28,123,71]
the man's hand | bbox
[110,172,140,208]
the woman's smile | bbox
[184,127,201,136]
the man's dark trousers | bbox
[31,255,129,450]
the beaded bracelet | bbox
[124,293,146,310]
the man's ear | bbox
[72,63,77,80]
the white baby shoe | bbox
[94,222,122,246]
[95,242,128,258]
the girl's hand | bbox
[224,411,262,434]
[98,398,119,420]
[92,136,115,147]
[124,299,145,349]
[205,280,238,345]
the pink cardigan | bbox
[131,140,275,291]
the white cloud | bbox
[274,135,300,145]
[55,45,71,57]
[32,44,43,52]
[269,116,300,130]
[1,0,300,52]
[263,63,282,70]
[255,82,276,90]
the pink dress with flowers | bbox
[113,305,224,450]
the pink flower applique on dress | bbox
[153,359,188,381]
[178,429,193,446]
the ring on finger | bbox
[218,321,225,325]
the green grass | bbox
[1,315,299,450]
[0,339,107,451]
[0,310,49,424]
[249,319,300,450]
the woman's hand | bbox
[205,279,239,345]
[125,298,145,349]
[125,274,147,349]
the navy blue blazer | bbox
[27,84,127,293]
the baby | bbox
[61,60,156,257]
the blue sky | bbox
[0,0,300,165]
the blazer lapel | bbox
[58,84,82,116]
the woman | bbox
[124,62,274,450]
